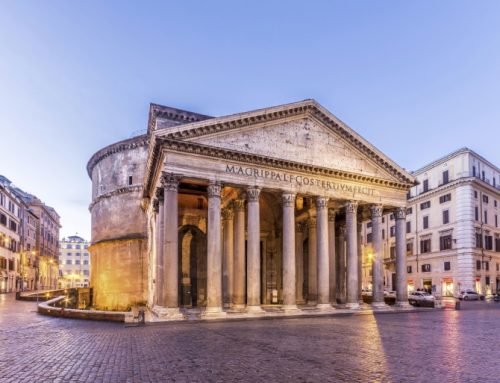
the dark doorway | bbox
[178,225,207,307]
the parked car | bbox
[408,291,435,307]
[384,290,396,298]
[458,290,485,301]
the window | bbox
[83,260,89,265]
[483,195,489,204]
[476,233,482,248]
[420,201,431,210]
[496,215,498,228]
[485,235,493,251]
[128,176,133,186]
[83,270,89,276]
[442,170,449,184]
[423,179,429,192]
[406,242,413,256]
[366,233,372,243]
[497,263,500,271]
[76,245,81,249]
[9,220,17,232]
[75,260,81,265]
[496,237,500,252]
[406,207,413,215]
[476,260,481,270]
[474,190,478,198]
[84,252,89,256]
[475,207,479,221]
[484,211,488,224]
[407,266,412,273]
[443,210,449,225]
[473,166,476,177]
[66,260,71,265]
[444,261,451,271]
[382,229,385,240]
[482,170,485,180]
[0,213,6,226]
[420,239,431,253]
[66,244,72,249]
[486,276,491,285]
[423,216,429,229]
[406,221,411,234]
[421,264,431,272]
[439,194,451,204]
[390,246,396,259]
[76,252,81,257]
[440,235,452,250]
[390,226,395,237]
[485,262,490,271]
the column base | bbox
[371,301,388,309]
[345,302,361,310]
[307,300,318,306]
[246,305,265,315]
[316,303,333,311]
[296,298,306,305]
[282,304,301,315]
[230,303,246,312]
[202,307,227,319]
[152,306,185,320]
[395,301,413,309]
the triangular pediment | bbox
[191,117,394,181]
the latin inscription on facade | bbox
[226,164,375,196]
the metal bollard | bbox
[455,300,460,310]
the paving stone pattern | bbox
[1,293,500,383]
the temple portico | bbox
[87,99,415,318]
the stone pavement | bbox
[1,293,500,383]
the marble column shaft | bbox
[307,211,318,303]
[336,224,346,304]
[316,197,330,307]
[155,190,164,306]
[371,205,384,304]
[346,201,359,307]
[282,193,297,309]
[295,223,305,304]
[222,208,234,307]
[232,199,246,308]
[162,173,181,309]
[395,207,409,306]
[357,221,363,302]
[328,210,336,304]
[246,187,262,311]
[206,182,223,313]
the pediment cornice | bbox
[153,99,415,186]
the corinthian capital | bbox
[345,201,358,215]
[161,172,182,192]
[233,198,245,211]
[282,192,296,208]
[207,182,222,199]
[370,204,383,218]
[395,206,406,220]
[328,209,337,222]
[316,196,329,209]
[246,186,261,202]
[222,208,234,221]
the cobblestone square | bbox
[1,294,500,382]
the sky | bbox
[1,1,499,240]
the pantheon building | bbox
[87,100,415,319]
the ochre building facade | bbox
[87,100,415,317]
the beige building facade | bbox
[59,235,91,288]
[362,148,500,297]
[88,100,415,316]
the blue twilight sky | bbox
[1,1,499,240]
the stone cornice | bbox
[152,99,415,185]
[89,185,143,211]
[142,138,414,198]
[407,176,500,204]
[86,135,149,178]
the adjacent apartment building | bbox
[0,175,61,291]
[362,148,500,297]
[0,183,23,292]
[59,235,90,288]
